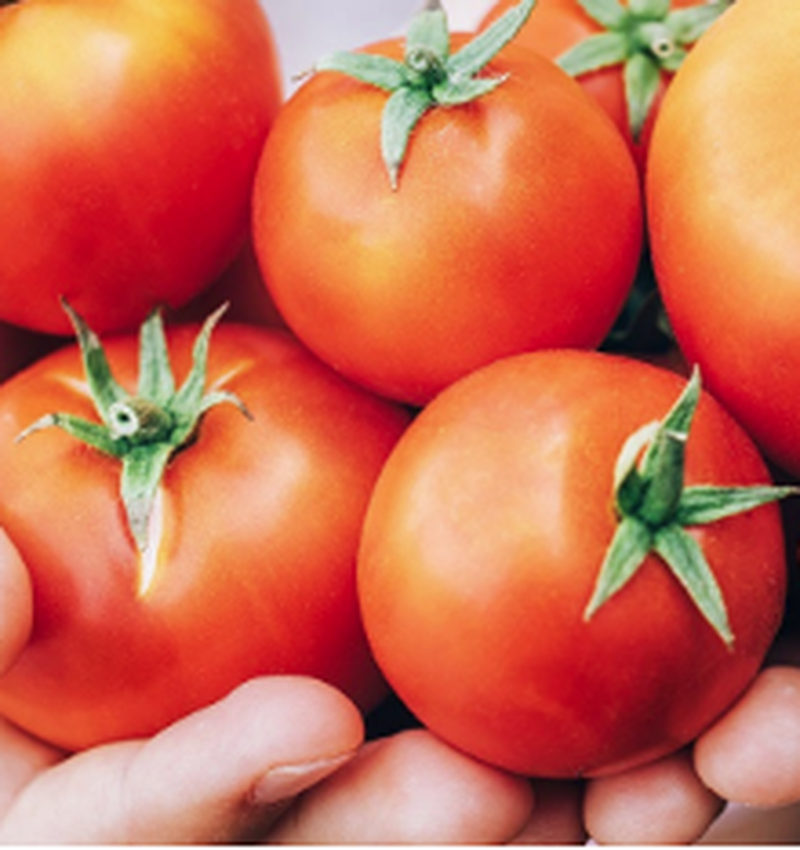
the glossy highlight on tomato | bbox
[0,0,283,335]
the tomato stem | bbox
[17,302,252,555]
[557,0,732,141]
[585,367,799,647]
[313,0,535,189]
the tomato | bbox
[479,0,729,174]
[0,0,282,336]
[252,2,642,406]
[0,314,410,751]
[175,237,287,330]
[358,350,788,778]
[647,0,800,478]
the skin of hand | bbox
[0,528,543,845]
[0,522,798,845]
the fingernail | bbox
[252,751,356,805]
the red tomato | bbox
[0,319,410,751]
[358,350,787,778]
[647,0,800,478]
[0,0,282,336]
[480,0,725,174]
[175,238,287,330]
[252,30,642,406]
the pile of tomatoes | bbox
[0,0,795,784]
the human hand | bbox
[0,528,571,845]
[581,634,800,845]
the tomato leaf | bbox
[557,32,630,76]
[561,0,732,140]
[382,86,435,190]
[584,515,652,621]
[676,485,800,526]
[405,0,450,65]
[448,0,535,78]
[315,51,411,92]
[653,523,734,648]
[575,0,627,30]
[593,366,797,646]
[121,443,173,557]
[314,0,535,189]
[667,2,730,44]
[623,52,661,141]
[61,299,127,421]
[17,304,250,555]
[138,310,175,404]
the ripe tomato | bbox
[358,350,788,778]
[252,6,642,406]
[479,0,728,174]
[0,316,410,751]
[647,0,800,478]
[0,0,282,336]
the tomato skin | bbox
[252,37,642,406]
[480,0,705,174]
[647,0,800,478]
[0,323,410,751]
[358,350,786,778]
[0,0,282,336]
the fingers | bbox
[694,666,800,807]
[583,749,723,845]
[0,529,33,675]
[0,676,364,844]
[510,780,587,845]
[268,728,535,844]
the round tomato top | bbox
[358,349,788,778]
[647,0,800,478]
[0,320,410,751]
[0,0,282,335]
[252,28,642,406]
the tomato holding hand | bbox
[358,350,790,778]
[0,0,282,336]
[0,309,410,751]
[252,0,642,405]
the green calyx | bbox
[17,301,251,555]
[314,0,536,189]
[585,368,798,648]
[558,0,731,140]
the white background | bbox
[260,0,494,94]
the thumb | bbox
[0,676,364,844]
[0,529,33,674]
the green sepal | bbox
[448,0,536,79]
[557,32,630,77]
[575,0,627,29]
[584,515,653,620]
[624,51,662,141]
[652,523,733,648]
[676,485,800,527]
[560,0,732,140]
[585,367,798,647]
[311,0,536,189]
[17,302,250,557]
[405,1,450,65]
[382,87,435,191]
[314,51,411,92]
